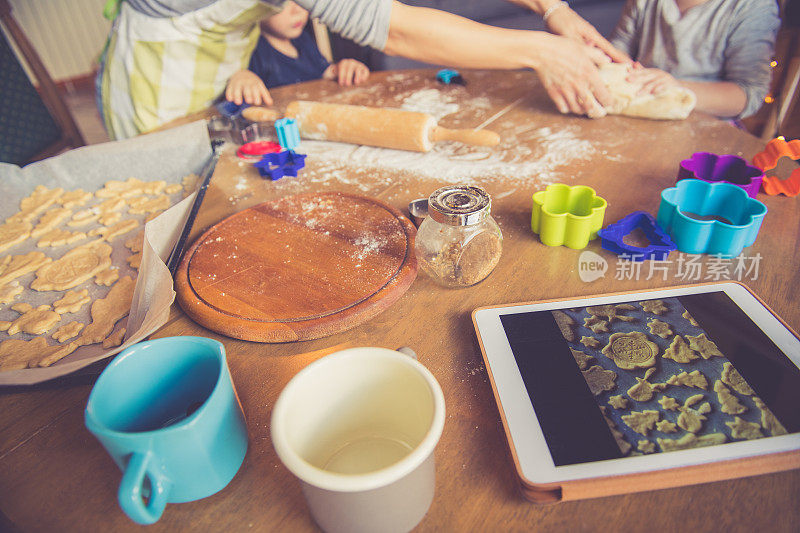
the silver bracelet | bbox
[543,1,569,22]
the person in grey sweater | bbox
[610,0,780,119]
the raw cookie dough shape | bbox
[585,304,636,322]
[599,63,696,120]
[2,303,61,335]
[52,322,85,343]
[686,333,723,359]
[647,318,673,339]
[584,316,610,334]
[609,394,629,409]
[58,189,93,208]
[9,185,64,223]
[53,289,91,314]
[601,331,658,370]
[103,327,126,349]
[31,241,113,291]
[658,396,680,411]
[0,252,52,286]
[639,299,668,315]
[0,220,32,253]
[552,310,577,341]
[752,397,788,436]
[30,207,72,238]
[76,276,136,347]
[627,367,665,402]
[582,365,618,395]
[96,178,166,199]
[89,219,139,241]
[637,440,656,454]
[128,195,170,215]
[0,337,75,371]
[662,335,698,363]
[682,310,699,326]
[571,347,595,370]
[127,252,142,270]
[713,380,747,415]
[95,268,120,286]
[666,370,709,389]
[721,362,754,395]
[655,419,677,433]
[676,394,712,433]
[726,416,763,440]
[37,228,88,247]
[0,282,23,304]
[622,410,660,436]
[600,406,632,455]
[125,230,144,253]
[580,335,601,348]
[658,432,726,452]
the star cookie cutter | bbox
[531,184,607,249]
[275,118,300,151]
[598,211,676,261]
[677,152,763,198]
[436,69,466,85]
[657,179,767,257]
[752,137,800,197]
[254,150,306,180]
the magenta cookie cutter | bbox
[598,211,676,261]
[254,150,306,180]
[677,152,764,198]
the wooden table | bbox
[2,70,799,532]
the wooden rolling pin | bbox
[284,100,500,152]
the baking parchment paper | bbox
[0,121,212,385]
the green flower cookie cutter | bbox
[531,184,608,249]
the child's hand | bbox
[324,59,370,86]
[628,68,680,95]
[225,70,273,106]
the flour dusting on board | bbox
[400,89,459,119]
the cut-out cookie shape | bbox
[127,252,142,270]
[609,394,628,409]
[31,207,72,238]
[0,282,23,305]
[76,276,135,347]
[682,310,699,327]
[602,331,658,370]
[0,220,32,253]
[52,322,84,343]
[96,178,166,198]
[584,316,610,334]
[95,268,120,286]
[37,228,87,247]
[600,406,632,455]
[658,396,680,411]
[58,189,93,208]
[656,419,677,433]
[31,241,113,291]
[1,303,61,335]
[622,409,660,436]
[0,336,75,371]
[753,397,787,436]
[53,289,90,314]
[714,380,747,415]
[98,212,122,226]
[721,362,754,395]
[552,310,576,341]
[663,335,698,363]
[531,184,607,249]
[666,370,708,389]
[658,432,726,452]
[627,367,665,401]
[647,318,673,338]
[579,335,600,349]
[726,416,763,440]
[586,304,636,322]
[657,179,767,257]
[89,219,139,241]
[571,348,595,370]
[678,152,763,198]
[598,211,676,261]
[686,333,723,359]
[125,230,144,253]
[582,365,617,395]
[752,137,800,197]
[102,327,126,349]
[676,394,711,433]
[0,251,52,286]
[637,440,656,454]
[128,195,170,215]
[9,185,63,223]
[639,300,668,315]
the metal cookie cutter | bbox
[677,152,764,198]
[752,137,800,197]
[407,198,429,226]
[656,179,767,257]
[254,150,306,180]
[598,211,676,261]
[531,184,607,249]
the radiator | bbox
[9,0,111,82]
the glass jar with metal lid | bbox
[414,185,503,288]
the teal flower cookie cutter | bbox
[656,179,767,257]
[531,184,607,249]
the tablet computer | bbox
[472,282,800,502]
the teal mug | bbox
[85,336,248,524]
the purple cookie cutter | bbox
[677,152,764,198]
[598,211,677,261]
[254,150,306,180]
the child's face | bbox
[262,2,309,40]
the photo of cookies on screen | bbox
[552,297,789,457]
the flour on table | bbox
[400,89,460,119]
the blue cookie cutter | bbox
[677,152,763,199]
[436,69,466,85]
[216,100,248,119]
[275,118,300,150]
[598,211,676,261]
[254,150,306,180]
[657,179,767,257]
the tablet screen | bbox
[499,292,800,467]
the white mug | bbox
[271,347,446,533]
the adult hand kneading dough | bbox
[598,63,697,120]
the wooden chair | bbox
[0,0,85,165]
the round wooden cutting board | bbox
[175,192,418,342]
